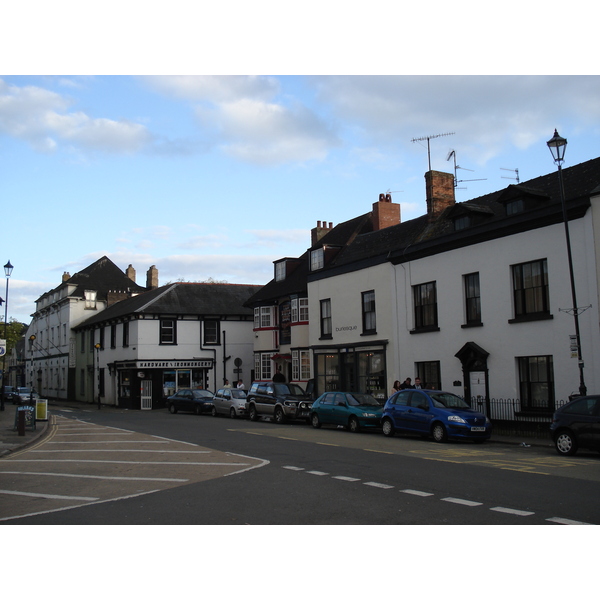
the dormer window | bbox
[310,248,324,271]
[505,199,525,215]
[453,215,471,231]
[275,261,286,282]
[84,290,97,309]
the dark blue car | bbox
[382,389,491,443]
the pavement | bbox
[0,398,554,458]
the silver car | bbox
[212,388,248,418]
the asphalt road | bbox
[1,403,599,525]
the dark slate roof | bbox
[310,156,600,277]
[74,282,261,329]
[244,213,374,306]
[36,256,147,302]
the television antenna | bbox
[411,132,455,171]
[501,167,520,184]
[446,150,487,189]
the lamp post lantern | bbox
[0,260,13,412]
[547,130,587,397]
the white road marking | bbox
[7,459,250,466]
[307,470,329,476]
[400,489,434,497]
[333,476,361,482]
[546,517,592,525]
[442,497,483,507]
[490,506,534,516]
[364,482,394,489]
[283,466,305,471]
[0,489,99,501]
[0,471,189,482]
[29,449,211,454]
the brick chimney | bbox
[372,193,401,231]
[311,221,334,246]
[425,171,455,221]
[62,272,71,282]
[126,264,136,283]
[146,265,158,290]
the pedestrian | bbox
[236,380,245,389]
[414,377,423,389]
[390,380,401,396]
[400,377,414,389]
[272,366,286,383]
[224,379,232,388]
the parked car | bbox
[212,388,248,418]
[246,382,313,423]
[381,389,492,443]
[2,385,15,402]
[168,389,214,415]
[310,391,384,432]
[550,395,600,456]
[10,387,40,405]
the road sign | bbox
[0,339,5,356]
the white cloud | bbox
[0,78,152,154]
[312,75,600,165]
[142,75,280,103]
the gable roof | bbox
[36,256,147,303]
[74,282,261,329]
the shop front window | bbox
[178,370,191,390]
[120,371,132,398]
[316,353,339,394]
[163,371,176,398]
[358,350,386,400]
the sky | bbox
[1,4,599,327]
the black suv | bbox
[246,382,313,424]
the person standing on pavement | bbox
[400,377,414,389]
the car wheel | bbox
[169,404,177,414]
[211,406,218,417]
[432,422,447,443]
[273,407,285,424]
[311,413,321,428]
[555,430,578,456]
[249,405,258,421]
[349,416,360,433]
[382,418,395,437]
[230,407,237,419]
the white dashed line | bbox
[400,489,434,497]
[490,506,534,516]
[283,466,305,471]
[442,497,483,507]
[333,476,361,482]
[307,470,329,476]
[364,482,394,489]
[0,489,99,501]
[546,517,591,525]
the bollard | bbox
[18,409,26,436]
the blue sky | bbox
[2,7,599,325]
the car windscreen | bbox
[429,392,470,409]
[346,393,380,406]
[274,384,305,396]
[231,390,247,399]
[192,391,213,398]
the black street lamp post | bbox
[0,260,13,412]
[547,130,587,397]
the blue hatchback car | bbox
[310,391,384,433]
[382,389,491,443]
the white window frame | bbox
[310,248,324,271]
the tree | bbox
[0,319,27,354]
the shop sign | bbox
[136,360,213,369]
